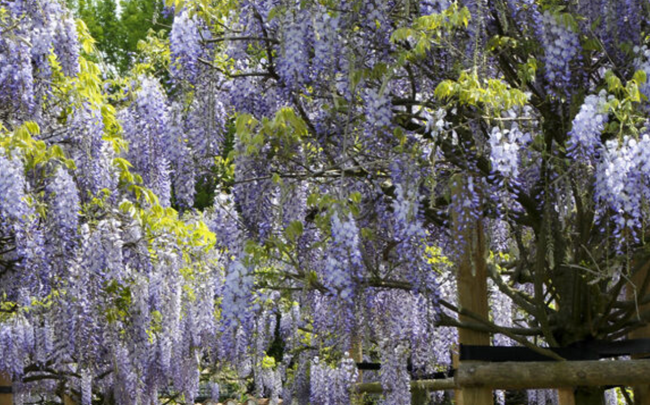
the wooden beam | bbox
[360,359,650,393]
[456,359,650,389]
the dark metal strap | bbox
[356,362,380,370]
[588,339,650,357]
[0,386,12,394]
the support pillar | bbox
[351,332,365,403]
[0,374,11,405]
[557,388,575,405]
[629,259,650,405]
[452,175,492,405]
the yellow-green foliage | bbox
[435,70,531,112]
[235,108,307,158]
[391,2,471,59]
[132,29,171,78]
[602,69,648,140]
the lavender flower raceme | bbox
[170,9,202,84]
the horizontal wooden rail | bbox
[357,359,650,392]
[456,359,650,389]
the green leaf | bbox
[285,220,304,242]
[633,70,647,85]
[626,81,641,102]
[605,71,623,92]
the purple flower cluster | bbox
[45,168,80,269]
[448,175,481,259]
[167,118,196,207]
[567,91,610,159]
[0,39,35,115]
[80,368,92,405]
[312,10,342,75]
[364,88,393,135]
[539,11,581,94]
[0,316,34,379]
[0,155,30,224]
[170,9,203,84]
[359,0,392,47]
[70,104,118,198]
[323,212,363,305]
[0,0,80,119]
[420,0,451,15]
[612,0,643,49]
[277,12,310,88]
[209,382,220,402]
[527,389,558,405]
[207,191,244,256]
[489,126,522,179]
[233,139,276,241]
[46,169,80,240]
[594,135,650,246]
[309,355,358,405]
[53,15,80,77]
[489,279,515,346]
[0,3,230,403]
[280,180,307,227]
[392,183,439,297]
[221,259,255,330]
[186,79,226,163]
[379,340,411,405]
[120,77,172,206]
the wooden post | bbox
[629,259,650,405]
[350,333,365,403]
[0,373,11,405]
[452,175,493,405]
[63,393,78,405]
[557,389,576,405]
[350,333,363,382]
